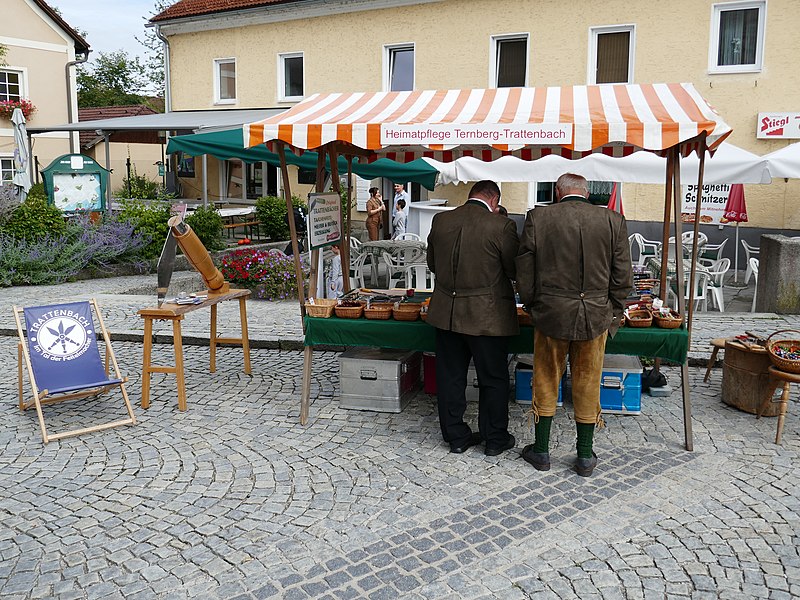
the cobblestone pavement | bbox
[0,275,799,599]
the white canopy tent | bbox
[424,142,770,185]
[763,142,800,179]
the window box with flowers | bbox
[0,99,36,120]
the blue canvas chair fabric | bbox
[15,300,136,443]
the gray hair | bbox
[555,173,589,198]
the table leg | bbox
[680,362,694,452]
[775,382,790,445]
[300,345,313,425]
[210,304,217,373]
[173,319,187,412]
[703,347,719,382]
[141,317,153,409]
[239,296,252,375]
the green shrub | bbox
[1,191,66,241]
[115,199,170,259]
[115,168,159,200]
[186,206,225,252]
[255,195,306,241]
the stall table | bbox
[301,316,689,427]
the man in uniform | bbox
[516,173,632,476]
[426,180,519,456]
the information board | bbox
[681,183,730,225]
[308,192,342,250]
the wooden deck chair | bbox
[14,299,136,444]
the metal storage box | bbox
[339,348,421,412]
[514,364,563,406]
[600,354,642,415]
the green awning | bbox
[166,128,440,190]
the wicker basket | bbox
[625,309,652,328]
[652,309,683,329]
[304,298,337,318]
[364,303,394,320]
[393,304,421,321]
[766,329,800,374]
[334,303,364,319]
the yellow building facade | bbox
[154,0,800,230]
[1,0,89,183]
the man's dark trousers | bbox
[435,328,510,449]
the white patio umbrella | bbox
[425,142,771,185]
[11,108,32,201]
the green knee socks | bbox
[533,416,552,453]
[576,422,595,459]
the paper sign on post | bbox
[308,192,342,250]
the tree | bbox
[77,50,149,107]
[136,1,172,97]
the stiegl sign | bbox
[757,112,800,139]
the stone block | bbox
[758,234,800,313]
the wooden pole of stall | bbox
[686,134,708,340]
[277,142,307,321]
[659,150,676,301]
[671,147,694,452]
[342,155,354,293]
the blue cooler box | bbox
[600,355,642,415]
[515,363,563,407]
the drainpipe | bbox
[152,25,171,113]
[65,50,91,154]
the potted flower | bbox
[0,99,36,120]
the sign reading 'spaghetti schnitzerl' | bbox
[681,183,731,225]
[757,112,800,139]
[308,192,342,250]
[380,123,572,146]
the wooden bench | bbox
[223,220,261,239]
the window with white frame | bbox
[279,53,304,101]
[589,26,634,84]
[1,157,15,182]
[710,1,766,73]
[0,70,22,102]
[384,45,414,92]
[491,35,528,88]
[214,58,236,103]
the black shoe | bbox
[575,452,598,477]
[521,444,551,471]
[485,434,516,457]
[450,432,482,454]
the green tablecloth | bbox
[304,317,689,363]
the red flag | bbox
[722,184,748,223]
[607,182,624,215]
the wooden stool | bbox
[704,337,732,382]
[138,289,251,411]
[758,366,800,444]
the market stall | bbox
[244,83,733,451]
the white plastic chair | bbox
[750,257,760,312]
[383,248,425,288]
[681,231,708,246]
[349,252,370,289]
[706,258,730,312]
[405,262,435,290]
[631,233,660,266]
[698,238,727,266]
[742,240,760,284]
[396,232,422,241]
[667,270,710,312]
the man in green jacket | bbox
[516,173,632,476]
[426,180,519,456]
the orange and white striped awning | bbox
[245,83,731,163]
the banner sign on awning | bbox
[308,192,342,250]
[681,183,730,224]
[380,123,572,146]
[757,112,800,139]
